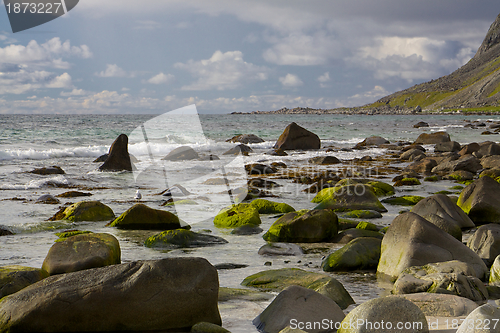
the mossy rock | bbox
[335,179,394,197]
[435,190,454,195]
[262,209,338,243]
[394,178,421,186]
[342,210,382,219]
[312,184,387,213]
[450,185,464,190]
[55,201,115,222]
[321,237,382,272]
[380,226,389,234]
[333,228,384,243]
[241,268,354,309]
[162,199,198,206]
[250,199,295,214]
[356,221,378,231]
[425,176,439,182]
[382,196,424,206]
[490,256,500,285]
[480,168,500,179]
[338,218,359,230]
[0,265,49,298]
[144,229,228,248]
[213,203,261,228]
[107,203,185,230]
[55,230,92,242]
[458,180,474,186]
[218,287,273,302]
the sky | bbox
[0,0,498,114]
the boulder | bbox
[0,258,221,332]
[273,122,321,150]
[0,266,48,299]
[312,185,387,213]
[377,212,488,281]
[341,210,382,219]
[226,134,265,144]
[266,149,288,156]
[51,201,115,222]
[394,293,478,317]
[245,163,277,175]
[490,255,500,285]
[223,144,253,155]
[248,178,280,189]
[477,142,500,157]
[55,230,92,241]
[480,167,500,179]
[107,203,184,230]
[456,304,500,333]
[392,261,488,302]
[467,224,500,266]
[435,141,461,152]
[334,179,394,197]
[163,146,199,161]
[337,296,428,333]
[253,286,345,333]
[230,225,263,235]
[56,191,92,198]
[93,154,108,162]
[394,178,421,186]
[356,136,390,147]
[241,268,354,309]
[218,287,273,302]
[98,134,133,171]
[414,131,451,144]
[213,203,261,228]
[29,166,65,175]
[250,199,295,214]
[414,121,429,128]
[35,194,60,204]
[459,143,481,156]
[446,170,475,181]
[262,209,338,243]
[332,229,384,244]
[42,233,121,275]
[481,155,500,169]
[458,176,500,225]
[356,221,379,231]
[308,156,341,165]
[322,237,381,272]
[382,195,424,206]
[144,229,228,248]
[0,227,13,236]
[431,155,482,174]
[258,243,304,256]
[400,149,425,161]
[404,158,438,175]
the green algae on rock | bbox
[457,176,500,225]
[382,195,424,206]
[0,265,49,299]
[312,184,387,213]
[342,210,382,219]
[50,201,115,222]
[107,203,186,230]
[355,221,379,231]
[250,199,295,214]
[213,203,261,228]
[55,230,92,242]
[144,229,228,248]
[322,237,382,272]
[394,177,421,186]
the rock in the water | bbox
[56,191,92,198]
[223,144,253,155]
[355,136,390,147]
[400,148,425,161]
[107,203,184,230]
[245,163,277,175]
[262,209,338,243]
[93,154,108,163]
[458,176,500,225]
[394,293,478,317]
[241,268,354,309]
[312,184,387,212]
[456,304,500,333]
[467,224,500,266]
[29,166,65,175]
[231,225,263,235]
[144,229,228,248]
[414,121,429,128]
[332,228,384,244]
[248,178,280,189]
[377,212,488,281]
[213,203,261,228]
[0,265,48,299]
[273,122,320,150]
[0,258,221,332]
[258,243,304,256]
[42,233,121,275]
[459,143,481,156]
[477,142,500,157]
[308,156,341,165]
[342,210,382,219]
[266,149,288,156]
[250,199,295,214]
[414,131,451,144]
[490,255,500,285]
[226,134,265,144]
[481,155,500,169]
[322,237,381,272]
[392,261,488,302]
[337,296,429,333]
[382,195,424,206]
[0,227,13,236]
[404,158,438,175]
[163,146,199,161]
[51,201,115,222]
[99,134,133,171]
[35,194,60,204]
[432,155,482,174]
[435,141,461,152]
[253,286,345,333]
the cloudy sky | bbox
[0,0,498,114]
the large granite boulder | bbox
[213,203,261,228]
[227,134,265,144]
[253,286,345,333]
[394,293,478,318]
[0,266,48,299]
[355,136,389,147]
[481,155,500,169]
[467,224,500,267]
[99,134,133,171]
[51,201,115,222]
[458,176,500,225]
[29,165,65,175]
[241,268,354,309]
[162,146,199,161]
[42,233,121,275]
[337,296,428,333]
[250,199,295,214]
[322,237,381,272]
[431,155,482,174]
[477,142,500,157]
[456,304,500,333]
[312,184,387,212]
[273,122,320,150]
[400,148,425,161]
[144,229,228,248]
[377,212,488,281]
[262,209,338,243]
[107,203,185,230]
[0,258,221,332]
[435,141,461,153]
[404,158,438,175]
[414,131,450,144]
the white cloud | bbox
[146,72,175,84]
[174,50,269,90]
[95,64,128,78]
[133,20,162,30]
[60,88,88,96]
[0,69,73,94]
[279,73,303,87]
[0,32,17,44]
[346,85,389,106]
[0,38,92,69]
[317,71,330,88]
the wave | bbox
[0,175,71,190]
[0,146,108,161]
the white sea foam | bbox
[0,175,70,190]
[0,146,108,161]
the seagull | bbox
[134,190,142,201]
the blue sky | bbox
[0,0,498,114]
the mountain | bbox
[365,12,500,112]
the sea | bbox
[1,111,499,332]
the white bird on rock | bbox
[134,190,142,201]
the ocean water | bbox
[1,112,500,332]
